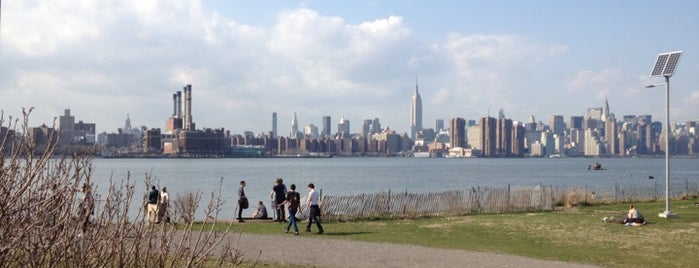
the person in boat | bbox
[593,162,602,170]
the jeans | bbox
[306,205,323,232]
[286,207,299,233]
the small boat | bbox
[589,162,605,170]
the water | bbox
[89,157,699,218]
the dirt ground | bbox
[217,231,601,268]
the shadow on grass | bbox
[321,231,373,236]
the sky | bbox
[1,0,698,136]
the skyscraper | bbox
[322,116,331,137]
[338,115,350,137]
[272,112,277,138]
[435,119,444,132]
[290,112,299,139]
[410,80,422,139]
[449,117,465,149]
[550,115,565,136]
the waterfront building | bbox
[410,80,422,140]
[143,128,162,153]
[512,123,526,157]
[480,116,497,157]
[467,124,481,150]
[59,109,75,146]
[496,118,513,156]
[449,118,466,149]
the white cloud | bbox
[0,2,583,135]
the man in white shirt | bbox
[158,186,170,223]
[305,183,324,234]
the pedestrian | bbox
[305,183,323,234]
[237,180,248,222]
[270,178,287,222]
[278,183,301,235]
[147,185,160,223]
[79,183,95,232]
[158,186,170,223]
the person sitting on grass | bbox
[623,204,645,225]
[252,201,268,219]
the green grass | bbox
[197,200,699,268]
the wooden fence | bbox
[312,179,699,221]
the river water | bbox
[88,157,699,219]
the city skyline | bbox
[1,1,698,136]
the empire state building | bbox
[410,80,422,139]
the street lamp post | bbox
[647,51,682,218]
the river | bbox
[88,157,699,219]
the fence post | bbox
[387,189,391,215]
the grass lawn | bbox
[201,199,699,268]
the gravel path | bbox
[217,230,601,268]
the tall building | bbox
[290,112,299,139]
[272,112,277,138]
[435,119,444,132]
[361,119,372,138]
[371,118,381,134]
[550,115,565,136]
[322,116,331,137]
[338,115,350,137]
[59,109,75,145]
[569,116,584,130]
[449,117,466,149]
[410,80,422,139]
[605,115,618,155]
[480,116,497,157]
[512,122,526,157]
[496,118,513,156]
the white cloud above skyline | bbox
[1,0,698,136]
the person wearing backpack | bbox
[147,186,160,223]
[278,183,301,235]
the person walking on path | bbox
[278,184,301,235]
[147,185,160,223]
[305,183,323,234]
[270,178,287,222]
[237,181,248,223]
[158,186,170,223]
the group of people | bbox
[237,178,324,235]
[146,185,170,224]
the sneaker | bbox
[238,219,245,223]
[294,232,299,235]
[305,228,311,232]
[285,230,289,233]
[318,230,324,234]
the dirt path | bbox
[216,231,600,268]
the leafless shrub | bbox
[0,109,242,267]
[173,191,201,224]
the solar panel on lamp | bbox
[662,52,682,76]
[650,54,669,77]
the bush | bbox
[0,109,242,267]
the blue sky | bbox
[1,0,698,136]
